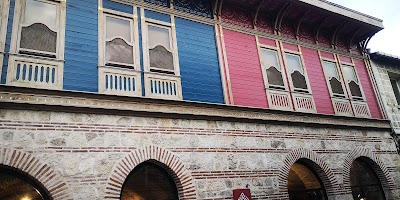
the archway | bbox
[350,157,386,200]
[120,160,179,200]
[288,160,328,200]
[0,164,51,200]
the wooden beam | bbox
[253,0,264,26]
[295,9,311,40]
[314,16,329,43]
[274,2,291,35]
[332,20,347,48]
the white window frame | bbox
[321,59,348,99]
[10,0,66,59]
[142,18,180,75]
[258,44,290,91]
[339,61,366,101]
[98,8,140,70]
[282,50,312,94]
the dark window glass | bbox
[121,161,179,200]
[351,158,385,200]
[288,162,327,200]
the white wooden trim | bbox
[98,66,142,97]
[219,26,234,104]
[214,24,229,104]
[144,72,182,100]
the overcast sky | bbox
[328,0,400,56]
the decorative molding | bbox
[111,0,367,58]
[104,145,196,199]
[278,148,339,198]
[0,148,72,199]
[0,86,391,129]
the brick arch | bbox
[104,146,196,199]
[278,148,339,199]
[0,148,72,199]
[342,147,395,196]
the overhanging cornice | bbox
[0,85,390,130]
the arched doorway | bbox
[0,164,51,200]
[120,160,179,200]
[287,161,328,200]
[350,157,386,200]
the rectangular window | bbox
[19,0,60,57]
[142,11,181,100]
[6,0,65,90]
[104,14,135,67]
[146,23,175,74]
[260,48,286,90]
[258,43,315,113]
[390,79,400,105]
[321,57,370,117]
[322,61,346,98]
[284,53,309,93]
[98,8,141,97]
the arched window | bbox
[288,161,328,200]
[0,164,51,200]
[121,160,179,200]
[350,158,385,200]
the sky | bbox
[328,0,400,56]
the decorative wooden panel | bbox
[99,67,141,97]
[145,73,182,100]
[352,101,371,118]
[6,55,63,89]
[267,90,293,111]
[332,98,353,116]
[174,0,212,18]
[293,93,316,113]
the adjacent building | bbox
[0,0,399,199]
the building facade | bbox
[0,0,399,199]
[370,52,400,149]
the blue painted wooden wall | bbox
[1,0,15,84]
[175,18,224,104]
[103,0,133,14]
[63,0,98,92]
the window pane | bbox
[20,23,57,53]
[106,16,131,43]
[148,24,173,71]
[285,54,303,74]
[148,25,170,51]
[106,39,134,64]
[322,61,339,79]
[261,49,280,70]
[24,0,56,30]
[342,65,357,82]
[390,79,400,105]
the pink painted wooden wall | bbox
[301,47,335,114]
[223,29,268,108]
[354,59,382,119]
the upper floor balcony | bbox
[0,0,386,121]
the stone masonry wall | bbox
[371,61,400,134]
[0,109,399,200]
